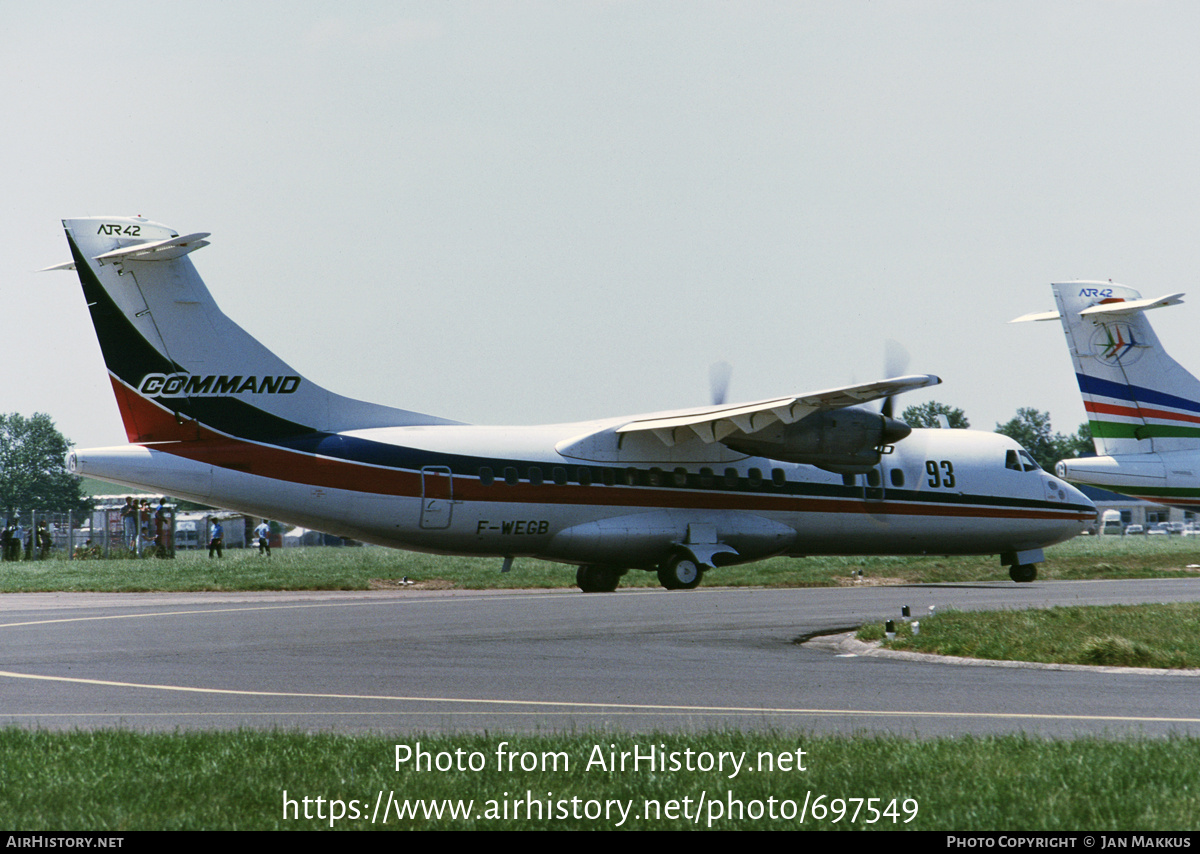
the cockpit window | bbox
[1006,448,1041,472]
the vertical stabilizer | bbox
[1051,281,1198,456]
[61,216,457,445]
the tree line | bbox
[0,413,90,519]
[901,401,1092,472]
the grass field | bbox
[5,531,1200,593]
[4,729,1200,830]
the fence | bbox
[1,505,178,560]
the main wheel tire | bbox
[658,556,703,590]
[1009,563,1037,583]
[576,565,621,593]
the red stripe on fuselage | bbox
[113,376,1092,522]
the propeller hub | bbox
[881,416,912,445]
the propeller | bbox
[880,340,910,420]
[709,361,732,406]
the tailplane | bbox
[1016,281,1199,456]
[56,216,456,445]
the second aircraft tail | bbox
[1020,281,1199,456]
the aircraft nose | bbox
[1058,478,1097,526]
[1063,478,1093,508]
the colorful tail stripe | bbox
[1078,373,1200,440]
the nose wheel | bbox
[658,555,704,590]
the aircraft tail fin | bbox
[1046,281,1200,456]
[58,216,456,445]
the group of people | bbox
[0,519,53,561]
[0,503,277,561]
[120,496,171,558]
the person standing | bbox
[208,519,224,559]
[121,497,137,552]
[253,520,271,556]
[138,500,152,556]
[154,500,169,558]
[37,520,52,559]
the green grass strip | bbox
[3,729,1200,830]
[864,603,1200,669]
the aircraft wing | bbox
[614,374,941,447]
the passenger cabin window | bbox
[748,468,763,488]
[503,467,519,485]
[771,468,786,487]
[890,468,904,487]
[552,466,568,485]
[479,467,494,486]
[842,473,857,487]
[577,467,592,486]
[528,466,544,485]
[724,468,739,488]
[673,467,688,487]
[699,467,715,488]
[866,468,881,487]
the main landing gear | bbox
[576,565,623,593]
[575,557,710,592]
[1009,564,1038,583]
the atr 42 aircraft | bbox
[1014,282,1200,510]
[47,216,1093,590]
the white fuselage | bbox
[71,422,1093,569]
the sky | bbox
[5,1,1200,451]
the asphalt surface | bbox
[4,579,1200,736]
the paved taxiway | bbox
[3,579,1200,736]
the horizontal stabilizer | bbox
[1012,293,1184,324]
[1079,293,1184,316]
[1009,309,1060,323]
[94,232,212,263]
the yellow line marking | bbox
[3,669,1200,724]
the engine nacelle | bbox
[720,408,911,474]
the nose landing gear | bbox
[658,555,704,590]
